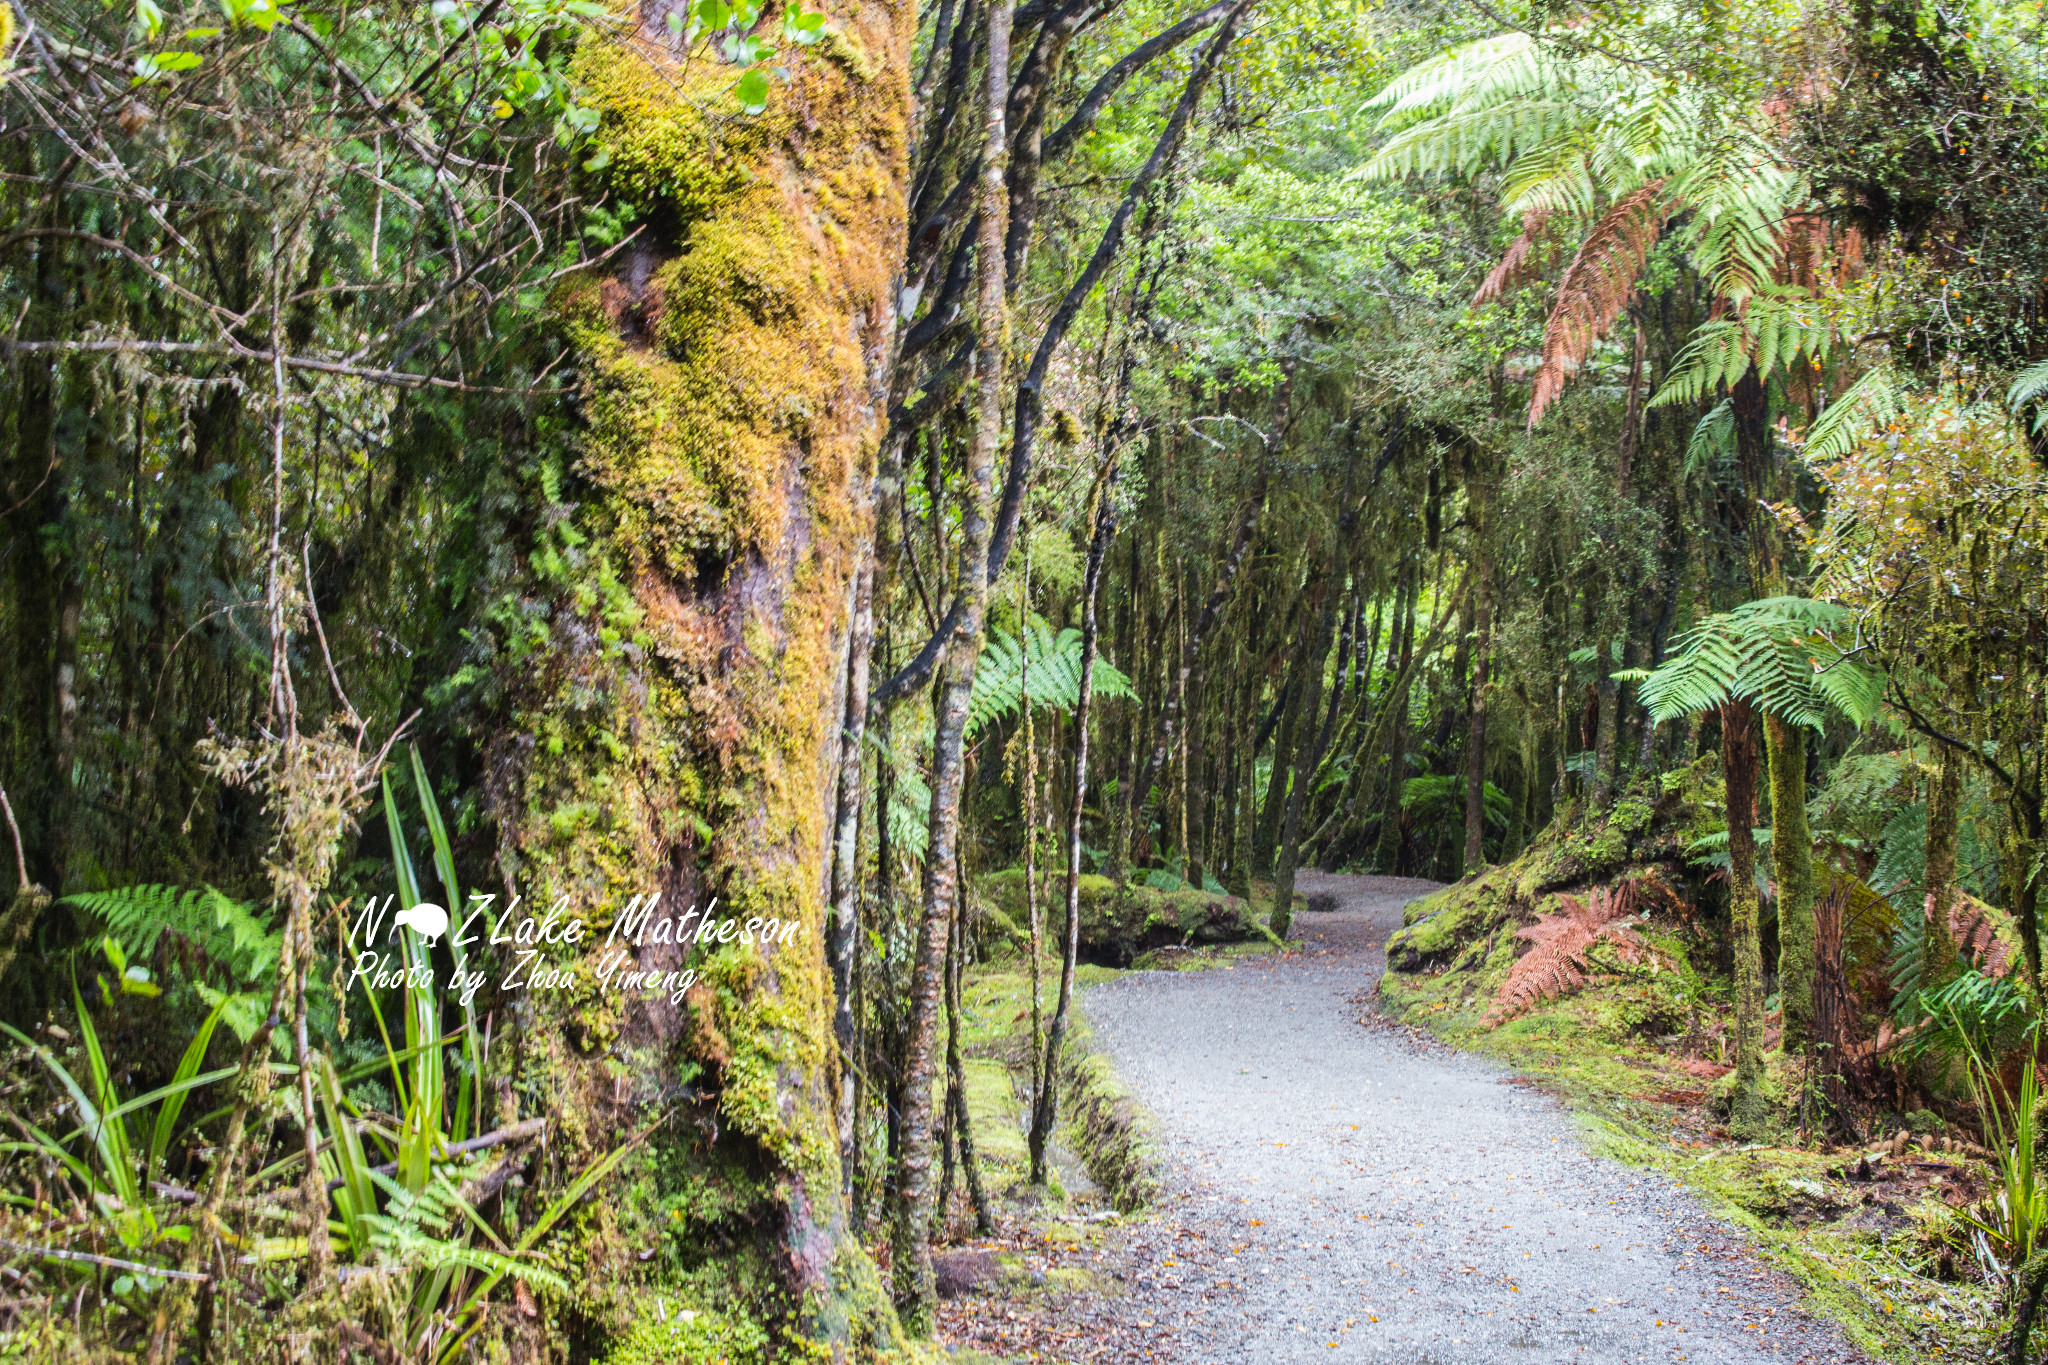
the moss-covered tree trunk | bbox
[1255,653,1303,878]
[1766,713,1815,1055]
[487,3,917,1353]
[1372,570,1416,872]
[1273,583,1334,940]
[1723,700,1769,1134]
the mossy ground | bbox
[1377,777,2003,1363]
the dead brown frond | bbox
[1950,893,2016,978]
[1526,181,1669,428]
[1484,876,1675,1028]
[1472,209,1553,308]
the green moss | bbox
[602,1306,772,1365]
[972,870,1264,965]
[1608,799,1655,838]
[1386,872,1510,971]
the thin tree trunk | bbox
[1463,515,1493,871]
[1030,478,1115,1183]
[1226,634,1257,898]
[1272,588,1331,939]
[1020,564,1045,1099]
[1589,655,1621,808]
[1372,569,1419,872]
[1922,739,1962,993]
[1256,654,1303,879]
[944,860,993,1235]
[894,10,1008,1327]
[829,556,874,1191]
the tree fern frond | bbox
[1806,367,1900,461]
[1527,179,1668,426]
[1650,320,1749,408]
[1473,209,1553,306]
[2008,360,2048,431]
[1361,101,1579,181]
[1362,33,1544,121]
[1499,137,1596,218]
[1685,398,1736,474]
[1640,595,1880,727]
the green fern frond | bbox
[1651,289,1831,409]
[1498,133,1597,217]
[1640,595,1881,728]
[1685,398,1736,473]
[63,885,279,984]
[965,620,1133,740]
[2009,360,2048,431]
[1806,368,1900,461]
[1362,33,1545,121]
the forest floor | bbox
[940,872,1885,1365]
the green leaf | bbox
[735,67,771,113]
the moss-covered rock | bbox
[973,870,1264,966]
[1385,758,1723,982]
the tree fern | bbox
[1362,18,1830,424]
[1639,596,1884,729]
[63,884,280,985]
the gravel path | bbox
[1078,872,1872,1365]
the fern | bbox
[2009,359,2048,432]
[1362,21,1829,424]
[1650,286,1832,408]
[1472,209,1553,306]
[1638,595,1883,729]
[965,619,1133,740]
[1528,180,1669,426]
[1805,367,1900,460]
[1684,397,1736,474]
[1400,775,1510,832]
[1485,878,1673,1027]
[63,884,280,985]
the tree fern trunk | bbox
[1724,700,1769,1136]
[1767,714,1816,1057]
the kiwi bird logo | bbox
[393,902,449,944]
